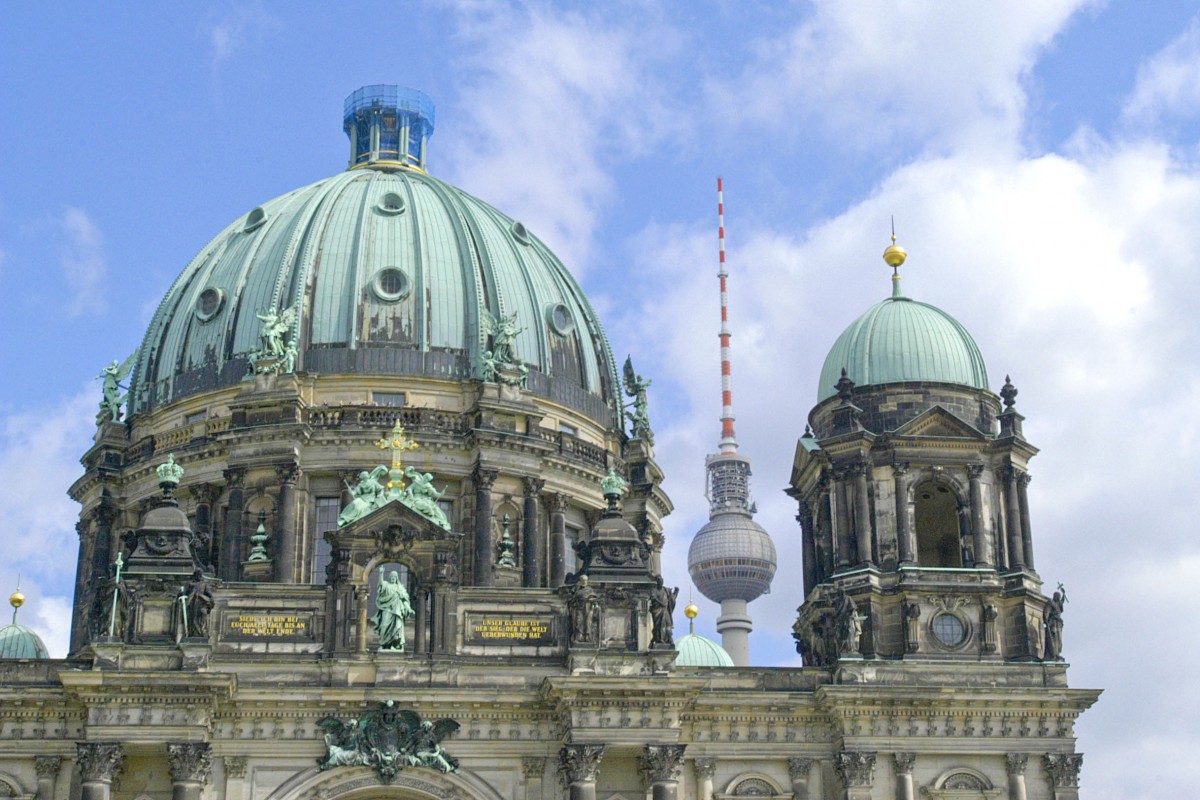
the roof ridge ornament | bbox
[883,218,907,299]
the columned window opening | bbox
[914,482,962,567]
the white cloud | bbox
[1123,14,1200,128]
[720,0,1094,152]
[442,3,684,274]
[205,5,277,69]
[0,387,95,658]
[59,207,107,316]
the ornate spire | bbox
[883,220,907,298]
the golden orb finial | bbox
[883,233,907,269]
[684,602,699,620]
[9,590,24,610]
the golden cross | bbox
[375,421,419,490]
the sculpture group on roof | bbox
[623,356,654,445]
[249,305,298,374]
[481,309,528,387]
[96,350,138,423]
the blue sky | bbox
[3,3,1200,796]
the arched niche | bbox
[715,772,792,800]
[261,764,503,800]
[912,478,965,568]
[0,772,33,800]
[921,766,1001,799]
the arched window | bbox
[914,481,962,567]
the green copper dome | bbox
[129,88,619,425]
[817,283,989,402]
[0,622,49,659]
[675,632,735,667]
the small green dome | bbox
[0,622,49,659]
[817,288,988,402]
[675,632,735,667]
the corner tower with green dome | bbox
[787,236,1097,793]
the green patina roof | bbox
[0,622,49,659]
[129,166,620,421]
[675,632,735,667]
[817,285,989,402]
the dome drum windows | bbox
[546,303,575,336]
[510,221,532,245]
[243,206,267,232]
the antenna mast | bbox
[717,177,738,454]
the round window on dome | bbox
[377,191,406,216]
[243,206,267,232]
[372,267,411,302]
[194,287,225,322]
[546,302,575,336]
[931,612,967,648]
[511,221,531,245]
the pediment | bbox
[334,499,459,543]
[892,405,987,441]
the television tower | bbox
[687,178,777,666]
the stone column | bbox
[76,743,123,800]
[892,753,915,800]
[798,501,817,596]
[834,751,875,800]
[852,463,874,565]
[34,757,61,800]
[786,757,815,800]
[893,464,914,565]
[274,463,299,582]
[1002,468,1025,571]
[167,743,212,800]
[549,494,571,587]
[523,477,545,587]
[221,468,246,581]
[833,470,853,568]
[1043,753,1083,800]
[1005,753,1029,800]
[473,468,498,586]
[523,757,545,800]
[1017,473,1036,571]
[413,587,428,654]
[559,744,604,800]
[90,507,117,592]
[71,518,94,653]
[638,745,685,800]
[355,586,369,654]
[694,759,716,800]
[966,465,991,567]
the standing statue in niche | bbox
[833,594,865,657]
[184,569,215,638]
[649,576,679,646]
[1043,583,1068,661]
[567,576,600,644]
[96,350,138,423]
[622,356,654,444]
[496,515,519,569]
[371,570,414,651]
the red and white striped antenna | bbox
[717,177,738,454]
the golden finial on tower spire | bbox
[9,575,24,625]
[684,598,699,634]
[883,216,907,272]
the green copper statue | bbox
[622,356,654,445]
[600,467,627,498]
[156,453,185,486]
[249,305,298,374]
[480,310,528,387]
[371,570,414,651]
[97,350,138,423]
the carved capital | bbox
[523,476,546,496]
[167,743,212,785]
[786,757,813,781]
[695,757,717,779]
[522,756,546,781]
[559,744,604,784]
[223,467,246,489]
[474,468,498,492]
[77,742,123,783]
[1005,753,1029,776]
[1043,753,1083,788]
[966,463,985,480]
[551,493,571,514]
[1018,472,1032,487]
[274,462,299,485]
[34,756,62,780]
[189,481,223,507]
[892,752,916,775]
[892,461,910,478]
[638,744,686,785]
[224,756,247,779]
[834,751,876,788]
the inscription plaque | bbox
[221,611,314,641]
[464,613,555,646]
